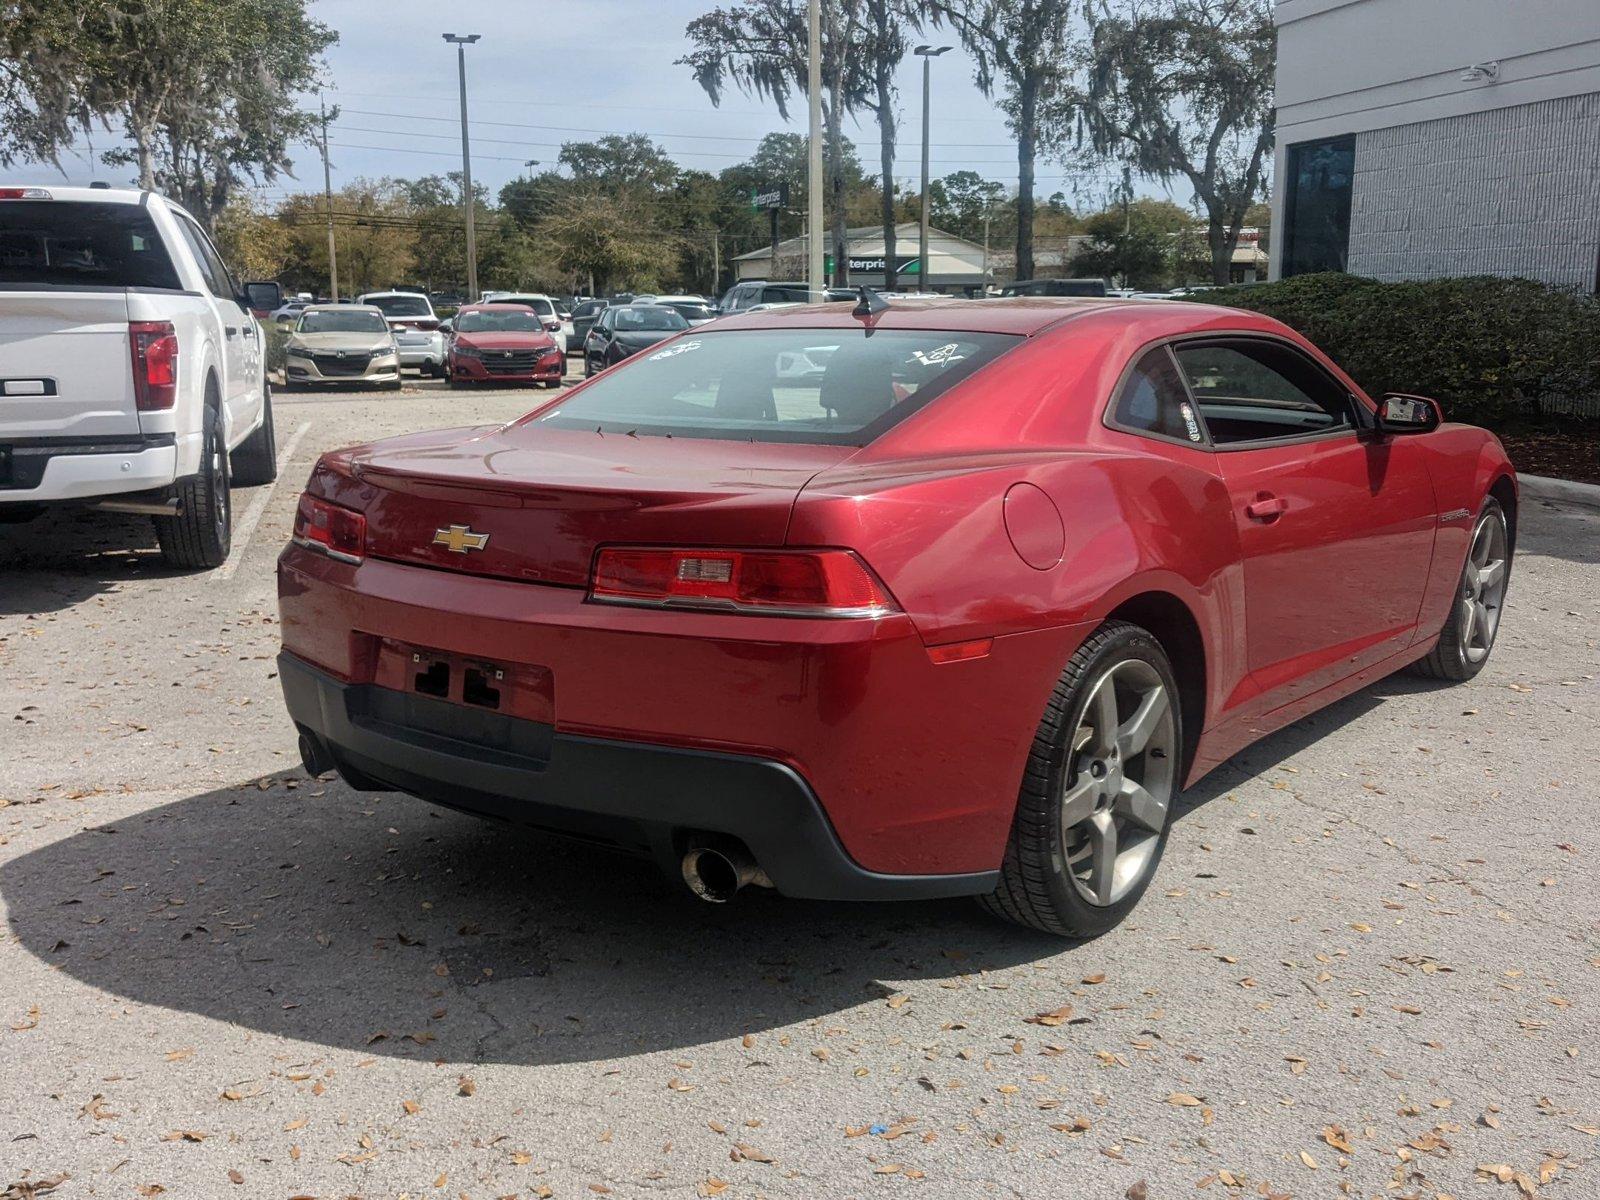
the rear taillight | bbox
[543,318,560,332]
[129,321,178,411]
[292,493,367,564]
[590,547,897,618]
[0,187,51,199]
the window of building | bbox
[1172,339,1354,445]
[1111,346,1204,444]
[1282,135,1354,277]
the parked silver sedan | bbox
[282,305,402,390]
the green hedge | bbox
[1211,273,1600,425]
[264,322,291,377]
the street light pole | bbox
[806,0,824,297]
[443,33,481,302]
[913,45,951,294]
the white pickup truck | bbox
[0,185,283,568]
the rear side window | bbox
[172,213,234,299]
[0,200,181,290]
[532,328,1019,446]
[1113,347,1204,444]
[1173,339,1353,445]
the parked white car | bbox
[0,184,280,569]
[356,290,445,376]
[478,292,568,355]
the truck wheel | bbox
[230,381,278,486]
[155,397,232,570]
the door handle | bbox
[224,326,239,339]
[1245,494,1288,521]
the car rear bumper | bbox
[0,434,177,501]
[277,546,1087,883]
[280,651,994,901]
[396,346,442,367]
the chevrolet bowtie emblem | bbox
[432,524,490,553]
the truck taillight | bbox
[292,493,367,564]
[129,321,178,411]
[590,547,898,618]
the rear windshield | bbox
[298,310,390,334]
[498,296,555,316]
[532,327,1018,445]
[662,301,714,322]
[612,306,689,333]
[366,294,431,317]
[458,309,543,333]
[0,200,180,290]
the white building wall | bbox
[1270,0,1600,287]
[1348,93,1600,288]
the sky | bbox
[17,0,1173,211]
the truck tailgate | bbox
[0,291,139,439]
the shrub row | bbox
[1212,273,1600,425]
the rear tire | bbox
[230,381,278,486]
[979,621,1182,938]
[154,396,231,570]
[1410,498,1510,681]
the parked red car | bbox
[446,303,564,388]
[278,297,1515,936]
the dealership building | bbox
[1270,0,1600,292]
[732,223,988,292]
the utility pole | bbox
[711,230,721,297]
[806,0,824,297]
[913,45,951,294]
[319,100,338,301]
[443,33,481,302]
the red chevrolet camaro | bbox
[447,303,564,389]
[278,296,1515,937]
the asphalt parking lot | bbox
[2,379,1596,1200]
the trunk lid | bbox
[347,423,853,586]
[0,291,139,439]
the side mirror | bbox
[242,280,282,314]
[1377,393,1442,434]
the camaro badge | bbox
[433,524,490,553]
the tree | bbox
[559,135,680,195]
[214,194,294,281]
[920,0,1082,283]
[0,2,92,167]
[7,0,335,231]
[928,169,1008,241]
[1072,196,1190,288]
[536,192,683,295]
[1076,0,1274,285]
[853,0,914,289]
[681,0,873,286]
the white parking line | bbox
[217,420,313,582]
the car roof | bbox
[358,291,430,300]
[301,303,386,315]
[457,303,545,312]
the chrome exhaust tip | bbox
[681,839,773,903]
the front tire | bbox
[154,396,232,570]
[980,621,1182,938]
[230,381,278,486]
[1411,498,1510,681]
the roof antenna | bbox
[852,286,890,319]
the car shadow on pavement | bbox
[1,776,1057,1068]
[0,507,196,615]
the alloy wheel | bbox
[1060,659,1177,907]
[1460,511,1508,664]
